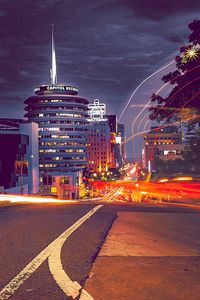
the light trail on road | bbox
[135,86,171,159]
[118,60,175,121]
[0,194,77,204]
[141,89,200,160]
[131,82,169,138]
[131,82,169,158]
[129,62,200,158]
[123,113,200,144]
[141,63,200,135]
[89,177,200,204]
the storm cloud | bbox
[0,0,200,157]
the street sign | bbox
[88,99,106,121]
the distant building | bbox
[181,124,199,144]
[116,123,126,166]
[87,100,111,172]
[143,126,184,169]
[107,115,117,133]
[86,101,125,172]
[106,115,117,168]
[87,120,111,173]
[107,119,126,168]
[0,118,39,194]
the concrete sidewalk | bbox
[81,212,200,300]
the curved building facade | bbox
[24,85,89,183]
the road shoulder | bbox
[81,211,200,300]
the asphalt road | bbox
[0,201,199,299]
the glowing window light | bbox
[45,127,60,131]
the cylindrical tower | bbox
[24,27,89,198]
[24,85,89,176]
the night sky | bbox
[1,0,200,157]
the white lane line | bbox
[48,205,102,299]
[0,205,103,300]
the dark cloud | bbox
[0,0,200,157]
[117,0,200,20]
[166,34,184,44]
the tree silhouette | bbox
[149,20,200,126]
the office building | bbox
[24,27,89,199]
[86,99,111,172]
[86,100,126,172]
[87,120,111,173]
[107,115,117,133]
[115,123,126,166]
[0,118,39,194]
[143,126,184,169]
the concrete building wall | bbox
[20,122,39,194]
[0,119,39,195]
[48,171,82,199]
[5,184,28,195]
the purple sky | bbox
[1,0,200,157]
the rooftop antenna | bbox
[50,24,57,85]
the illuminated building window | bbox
[54,157,61,160]
[45,127,60,131]
[60,135,70,139]
[45,149,56,153]
[60,113,73,117]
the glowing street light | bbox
[186,47,199,59]
[182,46,199,63]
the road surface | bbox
[0,201,200,299]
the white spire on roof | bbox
[50,24,57,85]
